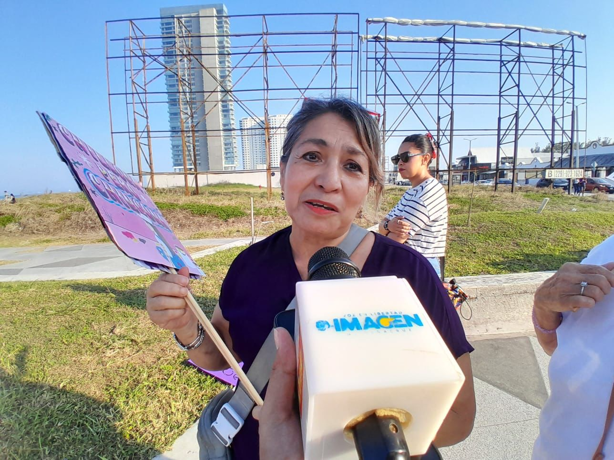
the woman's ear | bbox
[279,161,286,191]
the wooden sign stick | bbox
[171,269,264,406]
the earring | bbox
[281,191,285,201]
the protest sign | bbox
[38,113,268,403]
[39,112,204,278]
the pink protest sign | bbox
[39,112,204,278]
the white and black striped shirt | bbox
[386,178,448,258]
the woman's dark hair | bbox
[281,98,384,204]
[401,134,436,166]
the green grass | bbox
[0,215,17,227]
[2,185,613,273]
[155,201,247,220]
[35,202,86,213]
[446,211,614,275]
[0,248,243,459]
[252,206,287,217]
[379,185,614,275]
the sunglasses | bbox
[391,151,427,165]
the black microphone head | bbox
[307,246,361,281]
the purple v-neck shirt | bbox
[218,226,473,459]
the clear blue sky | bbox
[1,0,612,195]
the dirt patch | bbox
[185,245,214,253]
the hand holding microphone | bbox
[295,247,466,459]
[253,327,303,459]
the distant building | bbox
[240,115,291,169]
[555,153,614,177]
[543,140,614,176]
[160,4,238,172]
[454,146,558,183]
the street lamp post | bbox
[566,101,587,169]
[464,137,477,182]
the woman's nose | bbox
[314,160,341,192]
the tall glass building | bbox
[160,4,237,172]
[240,115,292,170]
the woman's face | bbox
[396,142,429,181]
[280,112,371,239]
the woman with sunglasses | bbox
[379,134,448,278]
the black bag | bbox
[197,389,234,460]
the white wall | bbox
[139,170,282,189]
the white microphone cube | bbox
[295,276,465,459]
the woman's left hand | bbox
[388,231,409,244]
[388,217,411,235]
[533,261,614,356]
[534,261,614,315]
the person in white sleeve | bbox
[532,234,614,460]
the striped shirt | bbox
[386,177,448,258]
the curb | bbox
[454,271,554,338]
[189,239,252,260]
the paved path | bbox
[0,238,257,282]
[0,237,551,459]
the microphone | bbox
[307,246,361,281]
[295,247,465,459]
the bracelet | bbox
[173,322,205,351]
[532,306,562,334]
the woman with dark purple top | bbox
[146,98,475,459]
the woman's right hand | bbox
[146,266,197,334]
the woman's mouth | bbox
[305,200,338,214]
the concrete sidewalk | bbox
[0,237,257,282]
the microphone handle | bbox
[351,413,411,460]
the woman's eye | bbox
[346,161,363,173]
[302,152,319,162]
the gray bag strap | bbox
[211,224,369,446]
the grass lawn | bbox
[446,210,613,275]
[399,184,613,275]
[0,248,242,459]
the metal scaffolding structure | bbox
[106,13,360,197]
[106,14,587,196]
[363,18,587,192]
